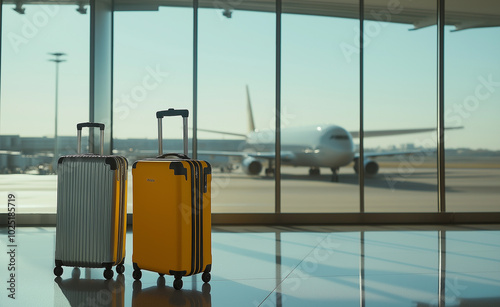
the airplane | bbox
[199,86,462,182]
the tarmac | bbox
[0,166,499,214]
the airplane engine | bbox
[242,157,262,175]
[354,159,379,176]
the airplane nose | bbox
[316,146,354,166]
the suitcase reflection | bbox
[54,268,125,307]
[132,276,212,306]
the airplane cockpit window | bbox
[330,135,349,140]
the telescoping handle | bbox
[76,122,105,155]
[156,108,189,156]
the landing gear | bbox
[331,167,339,182]
[220,164,235,173]
[353,159,360,174]
[265,159,275,177]
[309,167,320,176]
[265,167,275,176]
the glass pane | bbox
[113,7,193,213]
[364,0,437,212]
[0,4,89,214]
[198,8,275,213]
[445,0,500,212]
[281,1,360,213]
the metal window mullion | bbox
[275,0,282,214]
[0,1,3,135]
[359,0,365,213]
[437,0,446,212]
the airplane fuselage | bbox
[245,125,355,168]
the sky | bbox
[1,4,499,150]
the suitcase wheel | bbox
[54,266,63,277]
[116,264,125,275]
[104,268,114,280]
[202,272,211,283]
[133,269,142,280]
[157,276,166,287]
[173,278,183,290]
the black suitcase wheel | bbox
[157,276,166,287]
[133,269,142,280]
[202,272,211,283]
[116,264,125,274]
[173,278,183,290]
[54,266,63,277]
[104,268,114,280]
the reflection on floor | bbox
[0,225,499,306]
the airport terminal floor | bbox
[1,225,500,306]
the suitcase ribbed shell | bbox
[55,156,125,267]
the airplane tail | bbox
[246,85,256,133]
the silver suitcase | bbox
[54,123,128,280]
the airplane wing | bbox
[198,150,295,162]
[354,149,436,159]
[350,126,463,138]
[197,129,247,138]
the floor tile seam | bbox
[444,269,500,274]
[278,272,441,279]
[208,277,282,282]
[359,272,441,277]
[256,234,331,306]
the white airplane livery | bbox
[200,86,460,182]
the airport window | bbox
[444,0,500,212]
[113,6,194,213]
[0,4,89,214]
[281,3,360,213]
[197,8,276,213]
[363,0,438,213]
[1,1,499,224]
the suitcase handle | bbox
[157,153,190,159]
[156,108,189,156]
[77,122,105,130]
[76,122,105,155]
[156,109,189,119]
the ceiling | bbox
[4,0,500,31]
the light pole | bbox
[49,52,66,173]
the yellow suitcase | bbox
[132,109,212,290]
